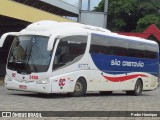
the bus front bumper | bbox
[5,78,51,93]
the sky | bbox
[62,0,101,10]
[62,0,79,6]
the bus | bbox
[0,20,159,97]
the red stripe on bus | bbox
[103,74,148,82]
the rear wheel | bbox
[70,78,87,97]
[126,79,142,96]
[134,79,143,96]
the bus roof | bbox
[21,20,158,46]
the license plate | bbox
[19,85,27,89]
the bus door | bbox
[51,35,88,92]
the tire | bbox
[126,79,142,96]
[69,78,87,97]
[100,91,113,95]
[133,79,143,96]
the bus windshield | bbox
[7,35,51,74]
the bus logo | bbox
[59,79,66,88]
[12,73,16,77]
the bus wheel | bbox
[70,78,87,97]
[126,79,142,96]
[133,79,143,96]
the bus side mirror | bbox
[0,32,19,47]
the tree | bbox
[136,14,160,32]
[94,0,160,32]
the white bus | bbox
[0,20,159,97]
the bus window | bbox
[128,42,145,58]
[144,43,157,59]
[110,38,128,56]
[112,47,128,56]
[90,34,129,57]
[53,35,87,70]
[145,51,156,59]
[90,34,112,55]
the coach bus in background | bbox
[0,20,159,97]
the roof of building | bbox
[118,24,160,41]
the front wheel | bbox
[69,78,87,97]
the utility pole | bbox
[88,0,91,11]
[104,0,109,28]
[78,0,82,22]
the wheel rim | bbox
[74,81,83,93]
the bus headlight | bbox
[36,79,50,84]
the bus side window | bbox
[113,47,128,56]
[90,34,129,57]
[144,44,157,59]
[128,42,145,58]
[90,34,112,55]
[53,35,87,70]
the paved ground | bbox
[0,85,160,120]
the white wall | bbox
[80,11,105,28]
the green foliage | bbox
[136,14,160,32]
[112,19,126,31]
[94,0,104,12]
[108,0,137,15]
[94,0,160,32]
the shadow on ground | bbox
[6,91,153,99]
